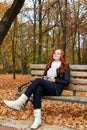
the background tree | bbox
[0,0,25,45]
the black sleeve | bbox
[55,64,70,86]
[42,70,47,79]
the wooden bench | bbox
[16,64,87,104]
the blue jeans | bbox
[24,78,57,109]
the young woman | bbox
[4,49,70,129]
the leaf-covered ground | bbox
[0,74,87,130]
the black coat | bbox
[43,64,70,96]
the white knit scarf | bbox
[47,61,61,78]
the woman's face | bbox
[53,49,61,61]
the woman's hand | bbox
[43,76,49,80]
[43,76,55,82]
[47,77,55,82]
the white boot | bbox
[31,109,41,129]
[4,94,28,110]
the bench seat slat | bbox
[42,95,87,104]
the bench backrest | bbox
[30,64,87,92]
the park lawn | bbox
[0,74,87,130]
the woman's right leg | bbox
[31,87,44,129]
[26,78,57,129]
[33,86,44,109]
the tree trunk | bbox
[72,36,75,64]
[12,18,17,79]
[33,0,37,63]
[82,36,87,64]
[57,0,67,57]
[62,0,67,56]
[12,39,16,79]
[38,0,42,63]
[0,0,25,45]
[45,3,50,62]
[77,33,81,64]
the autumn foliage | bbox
[0,74,87,130]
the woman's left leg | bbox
[4,78,57,111]
[4,94,28,110]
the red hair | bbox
[45,49,67,77]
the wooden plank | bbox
[70,71,87,77]
[31,70,87,78]
[70,78,87,84]
[42,95,87,103]
[69,64,87,70]
[31,70,44,76]
[30,64,46,69]
[64,84,87,91]
[30,64,87,71]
